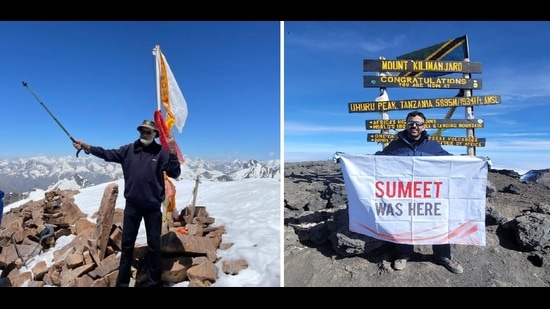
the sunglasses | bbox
[139,130,154,135]
[406,120,425,127]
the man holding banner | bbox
[375,110,463,273]
[339,111,488,275]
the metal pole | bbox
[463,59,475,156]
[22,81,87,157]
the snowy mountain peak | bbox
[0,156,280,196]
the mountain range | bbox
[0,155,280,204]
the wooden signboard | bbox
[367,134,486,147]
[364,75,482,89]
[348,95,500,113]
[365,118,484,130]
[363,59,482,74]
[353,36,497,152]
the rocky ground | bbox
[284,160,550,287]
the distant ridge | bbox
[0,155,280,199]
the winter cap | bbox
[137,120,160,138]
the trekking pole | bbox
[22,81,89,157]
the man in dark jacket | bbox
[376,110,463,274]
[73,119,182,287]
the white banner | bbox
[338,154,488,246]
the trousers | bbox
[394,243,452,260]
[115,202,162,287]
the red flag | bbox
[154,110,184,164]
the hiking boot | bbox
[392,258,408,271]
[435,257,463,274]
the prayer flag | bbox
[153,45,188,133]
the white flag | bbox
[153,45,188,133]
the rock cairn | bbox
[0,183,249,287]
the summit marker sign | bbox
[348,35,500,150]
[348,95,500,113]
[363,59,482,74]
[363,75,482,89]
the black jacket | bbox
[89,140,181,208]
[376,130,451,157]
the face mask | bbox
[140,137,154,146]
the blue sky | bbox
[284,21,550,174]
[1,21,280,161]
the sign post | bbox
[351,35,500,154]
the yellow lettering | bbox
[449,62,462,71]
[437,124,457,128]
[484,95,499,104]
[349,103,376,112]
[381,60,409,71]
[377,101,397,111]
[458,123,482,128]
[381,76,470,86]
[410,61,464,72]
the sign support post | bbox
[463,58,475,156]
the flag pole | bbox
[153,45,162,111]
